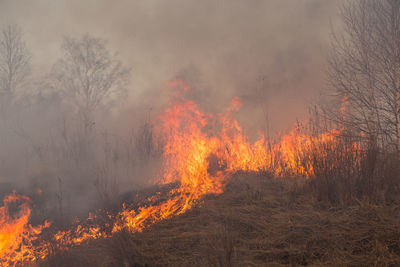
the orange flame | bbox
[112,79,353,232]
[0,192,50,266]
[0,78,362,264]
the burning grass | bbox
[1,78,399,265]
[0,193,51,265]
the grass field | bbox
[42,173,400,266]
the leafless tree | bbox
[50,34,130,136]
[326,0,400,157]
[0,24,30,113]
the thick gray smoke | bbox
[0,0,341,220]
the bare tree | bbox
[50,34,130,136]
[0,24,30,113]
[326,0,400,157]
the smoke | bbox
[0,0,341,127]
[0,0,341,218]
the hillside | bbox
[42,173,400,266]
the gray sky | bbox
[0,0,341,134]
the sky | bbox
[0,0,341,134]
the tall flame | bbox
[0,78,361,265]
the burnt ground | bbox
[41,173,400,266]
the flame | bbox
[0,78,362,265]
[0,192,50,266]
[53,213,108,248]
[113,97,223,232]
[53,224,106,248]
[112,79,355,232]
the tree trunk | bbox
[397,91,400,160]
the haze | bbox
[0,0,341,217]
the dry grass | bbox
[41,173,400,266]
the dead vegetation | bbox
[41,172,400,266]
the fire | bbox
[0,78,362,265]
[112,79,353,232]
[0,194,110,265]
[0,192,50,266]
[53,217,108,248]
[113,92,224,232]
[272,128,343,177]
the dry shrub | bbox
[291,133,400,206]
